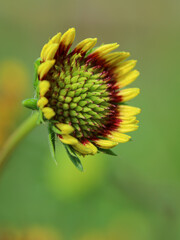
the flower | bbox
[36,28,140,158]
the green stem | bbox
[0,112,39,171]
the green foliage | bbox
[22,98,38,110]
[98,148,117,156]
[51,126,62,135]
[64,144,83,172]
[33,58,41,97]
[47,124,83,171]
[48,123,57,163]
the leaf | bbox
[48,124,57,164]
[98,148,117,156]
[64,144,83,172]
[33,58,41,96]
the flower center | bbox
[45,53,118,140]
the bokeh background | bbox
[0,0,180,239]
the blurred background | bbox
[0,0,180,239]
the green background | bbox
[0,0,180,239]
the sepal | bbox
[34,58,41,95]
[48,123,57,164]
[64,144,83,172]
[37,110,44,124]
[22,98,38,110]
[51,126,62,135]
[85,45,101,57]
[98,148,117,156]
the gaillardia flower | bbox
[25,28,140,169]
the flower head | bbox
[24,28,140,169]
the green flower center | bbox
[45,53,115,140]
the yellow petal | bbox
[37,97,48,109]
[85,142,98,155]
[118,88,140,102]
[49,32,62,44]
[44,43,59,61]
[56,123,74,134]
[42,107,55,119]
[74,38,97,53]
[108,132,131,143]
[72,142,93,155]
[119,116,137,124]
[115,60,137,76]
[105,52,130,65]
[94,139,118,149]
[60,28,75,51]
[39,80,50,96]
[40,43,49,60]
[116,70,140,88]
[118,105,141,116]
[117,124,139,133]
[59,134,78,145]
[92,43,119,56]
[38,60,55,79]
